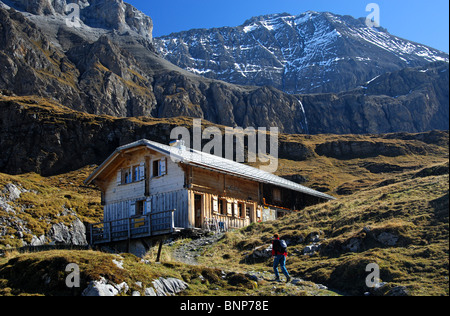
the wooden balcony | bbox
[203,214,251,232]
[89,209,177,245]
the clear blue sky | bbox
[126,0,449,53]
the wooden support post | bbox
[108,222,112,242]
[171,209,175,233]
[156,238,164,263]
[89,224,93,245]
[148,213,152,236]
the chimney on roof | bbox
[169,139,186,150]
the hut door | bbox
[194,194,203,228]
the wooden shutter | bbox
[129,201,136,217]
[139,162,145,180]
[160,159,167,176]
[212,197,218,213]
[144,198,152,215]
[227,201,233,215]
[117,170,122,186]
[273,188,281,202]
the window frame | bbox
[123,168,132,184]
[117,163,145,186]
[273,188,282,202]
[152,158,167,178]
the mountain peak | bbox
[242,12,294,25]
[1,0,153,40]
[240,10,386,34]
[155,10,448,94]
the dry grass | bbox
[201,165,449,296]
[0,248,316,296]
[0,250,163,296]
[0,166,102,248]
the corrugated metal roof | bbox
[86,139,335,201]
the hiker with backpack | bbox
[272,234,291,283]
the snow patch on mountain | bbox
[154,11,448,94]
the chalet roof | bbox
[85,139,335,201]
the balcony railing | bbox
[90,209,176,245]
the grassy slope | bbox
[0,159,448,296]
[0,166,103,248]
[2,249,327,296]
[201,164,449,296]
[274,132,448,195]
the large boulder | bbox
[82,277,119,297]
[375,232,399,247]
[150,277,189,296]
[248,244,272,260]
[47,218,88,246]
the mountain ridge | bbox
[154,11,448,94]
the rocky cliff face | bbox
[0,94,303,175]
[0,2,157,116]
[0,4,312,133]
[1,94,447,176]
[297,62,449,134]
[154,12,449,94]
[0,1,448,135]
[2,0,153,39]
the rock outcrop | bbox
[0,178,90,248]
[82,277,121,296]
[81,276,188,296]
[3,0,153,39]
[150,277,189,296]
[47,218,87,246]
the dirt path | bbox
[169,232,341,295]
[171,233,225,266]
